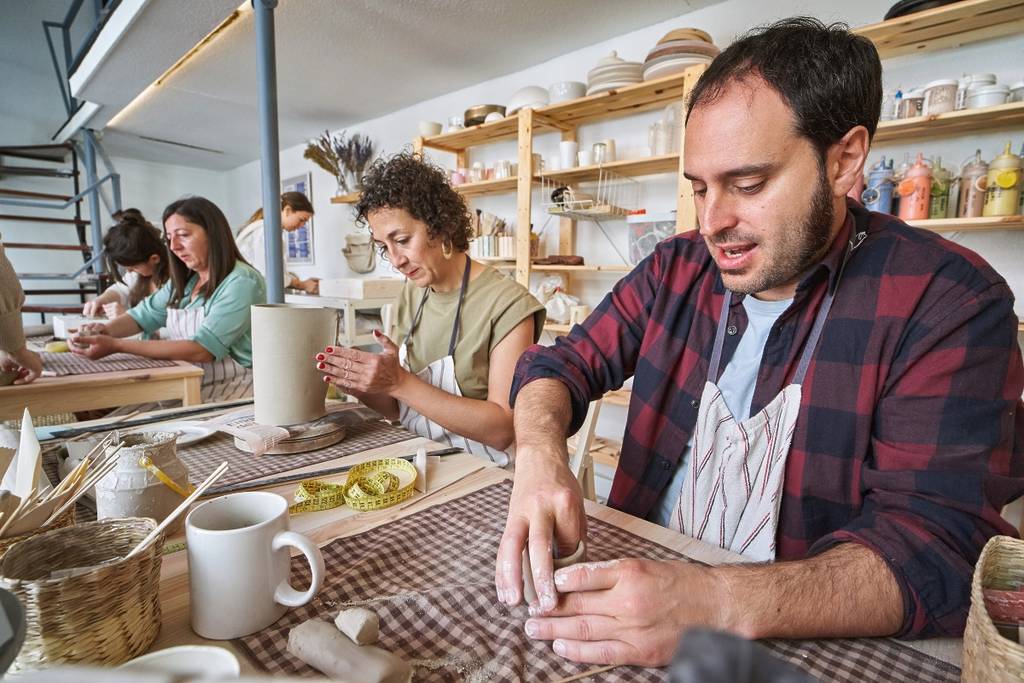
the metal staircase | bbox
[1,1,123,322]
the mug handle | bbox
[272,530,325,607]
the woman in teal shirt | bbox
[73,196,266,402]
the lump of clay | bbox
[289,619,411,683]
[521,539,587,606]
[335,607,379,645]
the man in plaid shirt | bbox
[494,17,1024,666]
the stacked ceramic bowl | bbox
[586,51,644,96]
[643,28,719,82]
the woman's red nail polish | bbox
[317,362,326,370]
[323,375,331,382]
[326,346,334,353]
[316,353,325,361]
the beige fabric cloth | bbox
[0,243,26,353]
[392,264,544,401]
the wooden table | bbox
[146,442,962,677]
[0,361,203,420]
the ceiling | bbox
[1,0,716,171]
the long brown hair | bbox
[162,196,248,308]
[103,209,170,306]
[242,191,314,226]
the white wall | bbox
[1,154,230,324]
[220,0,1024,451]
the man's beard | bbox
[725,169,835,296]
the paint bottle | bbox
[861,157,895,214]
[891,152,911,217]
[983,141,1022,217]
[957,150,988,218]
[929,157,952,219]
[898,154,932,221]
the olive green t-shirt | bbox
[393,265,545,401]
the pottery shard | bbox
[521,540,587,606]
[288,619,411,683]
[335,607,380,645]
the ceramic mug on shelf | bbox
[578,150,593,166]
[560,141,579,169]
[186,491,325,640]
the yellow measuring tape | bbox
[139,455,196,498]
[289,458,417,514]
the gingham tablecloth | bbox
[236,481,960,682]
[178,410,417,492]
[40,351,177,376]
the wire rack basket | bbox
[541,168,640,221]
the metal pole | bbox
[253,0,283,303]
[82,130,105,273]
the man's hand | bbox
[1,346,44,385]
[495,449,587,611]
[70,333,120,360]
[522,558,729,666]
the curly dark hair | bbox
[354,151,472,256]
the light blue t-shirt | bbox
[648,293,793,527]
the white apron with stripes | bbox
[397,258,512,467]
[669,230,865,561]
[165,305,253,404]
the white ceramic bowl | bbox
[508,85,549,114]
[966,84,1009,109]
[418,121,443,137]
[484,111,504,122]
[120,645,240,678]
[548,81,586,103]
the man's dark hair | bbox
[686,17,882,160]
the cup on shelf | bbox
[418,121,443,137]
[560,141,579,169]
[578,149,593,166]
[923,79,958,115]
[450,170,465,186]
[494,160,512,179]
[469,162,484,183]
[601,138,616,162]
[592,142,607,165]
[447,116,465,131]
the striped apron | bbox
[165,306,253,403]
[669,230,865,561]
[397,258,512,467]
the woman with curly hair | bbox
[317,152,544,466]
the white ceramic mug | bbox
[186,491,325,640]
[577,150,593,166]
[559,141,579,168]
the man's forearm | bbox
[719,543,904,639]
[513,379,574,457]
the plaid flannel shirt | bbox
[510,201,1024,638]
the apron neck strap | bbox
[707,228,866,386]
[403,254,472,358]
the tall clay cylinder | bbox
[251,304,338,426]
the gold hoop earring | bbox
[441,239,453,260]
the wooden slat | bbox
[329,192,361,205]
[906,215,1024,233]
[544,322,572,334]
[0,188,72,201]
[3,242,91,251]
[540,154,680,184]
[531,264,631,272]
[0,214,88,225]
[854,0,1024,58]
[454,177,521,197]
[421,116,525,152]
[873,101,1024,144]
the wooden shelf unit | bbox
[853,0,1024,59]
[540,154,680,184]
[453,176,523,197]
[873,101,1024,144]
[531,264,632,272]
[329,192,361,205]
[906,215,1024,233]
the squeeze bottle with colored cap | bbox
[898,154,932,221]
[983,141,1021,217]
[929,157,952,219]
[957,150,988,218]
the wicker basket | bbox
[0,517,164,673]
[963,535,1024,682]
[0,505,75,558]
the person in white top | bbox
[234,192,319,294]
[82,209,169,320]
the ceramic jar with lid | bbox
[957,150,988,218]
[967,84,1010,109]
[898,153,932,221]
[897,89,924,118]
[1011,81,1024,103]
[923,79,958,115]
[956,73,996,110]
[983,141,1021,217]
